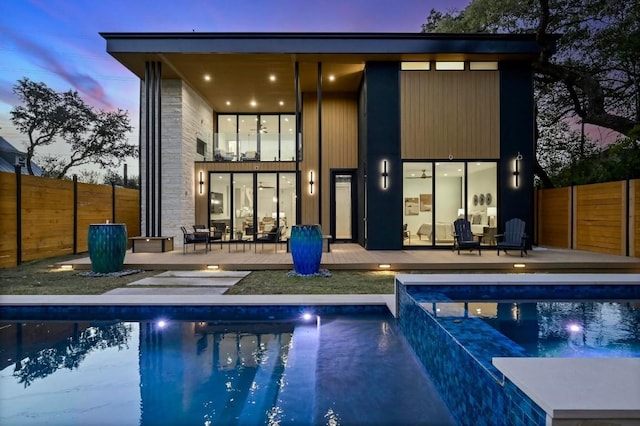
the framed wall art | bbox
[405,197,419,215]
[419,194,432,212]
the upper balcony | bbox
[198,132,300,163]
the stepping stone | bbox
[127,277,240,287]
[154,271,250,278]
[104,287,228,295]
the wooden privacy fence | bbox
[0,170,140,268]
[535,179,639,257]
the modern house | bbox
[101,32,543,250]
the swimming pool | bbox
[421,300,640,358]
[396,275,640,426]
[0,309,455,425]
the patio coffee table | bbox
[227,238,250,252]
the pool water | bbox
[423,300,640,357]
[0,314,455,425]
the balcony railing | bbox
[199,133,299,162]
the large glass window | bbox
[259,115,279,161]
[280,115,296,161]
[215,114,297,162]
[215,115,237,161]
[403,161,497,247]
[210,173,231,238]
[238,115,258,161]
[434,162,464,246]
[210,172,297,241]
[233,173,254,239]
[402,163,433,247]
[466,162,498,245]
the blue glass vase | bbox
[88,223,128,273]
[289,224,323,275]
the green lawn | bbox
[0,255,396,295]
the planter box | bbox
[130,236,174,253]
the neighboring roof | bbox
[0,136,43,175]
[0,136,21,154]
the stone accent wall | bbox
[139,79,213,247]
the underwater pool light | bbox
[567,323,582,333]
[157,320,168,328]
[302,312,314,321]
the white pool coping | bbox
[395,272,640,286]
[493,358,640,421]
[395,273,640,423]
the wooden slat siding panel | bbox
[538,187,571,248]
[115,187,141,239]
[0,172,18,267]
[301,92,319,224]
[321,93,358,230]
[401,71,500,159]
[632,179,639,257]
[76,183,113,253]
[575,181,625,255]
[21,175,74,261]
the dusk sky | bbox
[0,0,471,176]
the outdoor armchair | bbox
[255,225,284,252]
[181,226,208,254]
[496,218,528,257]
[453,218,482,255]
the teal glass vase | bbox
[289,224,323,275]
[88,223,128,273]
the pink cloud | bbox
[4,28,114,109]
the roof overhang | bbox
[101,32,547,113]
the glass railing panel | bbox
[210,133,300,162]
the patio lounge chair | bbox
[496,218,528,257]
[255,225,284,252]
[193,225,223,250]
[181,226,208,253]
[453,218,482,255]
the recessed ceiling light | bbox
[226,101,231,106]
[204,74,211,81]
[250,100,257,107]
[279,100,284,106]
[328,75,335,81]
[269,75,276,82]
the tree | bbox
[422,0,640,187]
[103,169,140,189]
[10,78,137,178]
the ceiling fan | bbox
[406,170,431,179]
[251,122,268,133]
[258,181,275,190]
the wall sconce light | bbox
[199,171,204,194]
[309,171,315,195]
[381,160,389,190]
[513,152,523,188]
[457,208,465,218]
